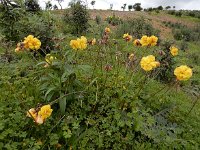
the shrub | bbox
[167,10,175,15]
[155,40,176,83]
[25,0,41,12]
[15,12,56,54]
[179,40,188,51]
[115,18,160,39]
[105,14,122,26]
[95,15,101,25]
[64,1,89,35]
[0,0,55,53]
[175,11,182,17]
[0,4,25,41]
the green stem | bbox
[186,97,199,117]
[134,73,148,99]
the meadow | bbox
[0,1,200,149]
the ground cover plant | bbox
[0,0,200,149]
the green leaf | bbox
[45,87,57,98]
[59,93,67,114]
[36,61,47,66]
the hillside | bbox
[0,6,200,149]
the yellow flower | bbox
[38,105,53,120]
[147,35,158,46]
[128,53,135,61]
[105,27,111,33]
[140,35,149,46]
[23,35,41,50]
[77,36,87,50]
[45,54,56,64]
[170,46,178,56]
[174,65,192,81]
[133,39,141,46]
[123,33,132,42]
[91,38,96,45]
[70,40,80,50]
[140,55,160,71]
[32,38,41,50]
[70,36,87,50]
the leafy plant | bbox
[116,18,160,39]
[64,1,89,35]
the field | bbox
[0,4,200,150]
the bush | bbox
[15,12,56,54]
[95,15,101,25]
[175,11,182,17]
[179,40,188,51]
[167,10,176,15]
[0,4,25,41]
[64,1,89,35]
[25,0,41,12]
[105,14,122,26]
[115,18,160,39]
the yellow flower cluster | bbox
[174,65,192,81]
[70,36,87,50]
[123,33,132,42]
[140,35,158,47]
[24,35,41,50]
[140,55,160,71]
[27,105,53,125]
[15,35,41,52]
[170,46,178,56]
[105,27,111,33]
[45,54,56,64]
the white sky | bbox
[40,0,200,10]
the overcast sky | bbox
[40,0,200,10]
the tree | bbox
[25,0,40,12]
[173,6,175,9]
[53,4,58,10]
[157,6,163,10]
[90,0,95,9]
[128,5,132,11]
[45,1,52,10]
[133,3,142,11]
[65,1,89,34]
[165,6,171,10]
[121,3,126,11]
[55,0,64,9]
[110,4,113,10]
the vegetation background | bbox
[0,0,200,149]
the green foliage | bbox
[155,40,176,83]
[115,18,160,39]
[133,3,143,11]
[15,12,56,53]
[0,4,25,41]
[0,0,55,51]
[25,0,41,12]
[64,1,89,35]
[163,21,200,42]
[95,15,101,25]
[0,7,200,150]
[105,14,122,26]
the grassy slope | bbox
[0,10,199,148]
[54,9,200,145]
